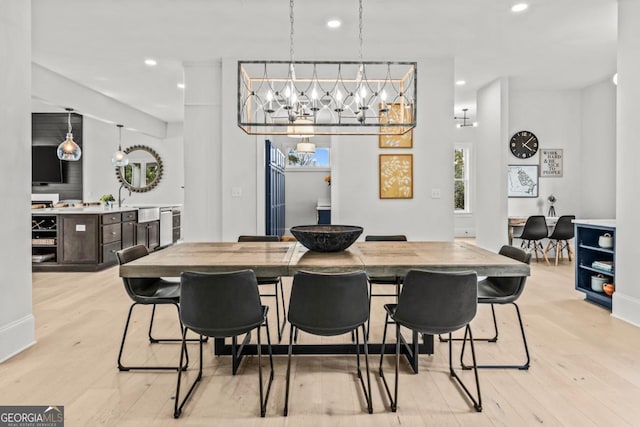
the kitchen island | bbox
[32,205,181,271]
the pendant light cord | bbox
[67,110,73,134]
[358,0,364,63]
[289,0,295,64]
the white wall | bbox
[475,78,509,251]
[0,0,35,362]
[82,118,184,206]
[507,90,582,218]
[332,58,454,240]
[580,78,616,218]
[613,0,640,326]
[285,168,331,231]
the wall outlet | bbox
[431,188,441,199]
[231,187,242,198]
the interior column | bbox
[182,61,223,241]
[0,0,36,362]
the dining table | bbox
[120,240,530,373]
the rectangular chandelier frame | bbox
[238,60,417,136]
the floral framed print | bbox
[379,103,413,148]
[379,154,413,199]
[507,164,538,198]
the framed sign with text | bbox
[540,149,563,177]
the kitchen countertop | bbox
[32,204,182,215]
[572,219,616,228]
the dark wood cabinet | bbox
[33,209,136,271]
[172,209,181,243]
[136,220,160,251]
[60,215,99,264]
[122,220,136,249]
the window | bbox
[287,147,330,167]
[454,145,470,213]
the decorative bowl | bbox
[290,225,363,252]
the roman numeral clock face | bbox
[510,131,539,159]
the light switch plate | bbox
[231,187,242,198]
[431,189,441,199]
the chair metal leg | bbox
[284,324,295,416]
[461,302,530,370]
[449,326,482,412]
[441,304,498,343]
[173,330,203,418]
[118,302,188,372]
[257,318,274,417]
[379,320,400,412]
[355,325,373,414]
[148,303,206,344]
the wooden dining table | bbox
[120,240,530,372]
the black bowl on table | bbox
[290,225,363,252]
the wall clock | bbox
[510,130,539,159]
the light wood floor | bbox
[3,250,640,426]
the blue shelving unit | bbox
[574,221,615,310]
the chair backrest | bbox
[519,215,549,240]
[392,270,477,335]
[116,244,160,302]
[549,215,575,240]
[485,245,532,302]
[238,235,280,242]
[179,270,264,338]
[288,270,369,336]
[365,235,407,242]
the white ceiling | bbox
[31,0,617,124]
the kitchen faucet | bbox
[118,183,131,208]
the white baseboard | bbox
[612,293,640,328]
[0,314,36,364]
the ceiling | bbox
[31,0,617,125]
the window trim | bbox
[454,144,472,214]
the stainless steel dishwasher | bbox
[159,207,173,247]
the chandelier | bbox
[454,108,477,128]
[237,0,417,136]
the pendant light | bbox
[112,124,129,167]
[296,137,316,154]
[57,108,82,161]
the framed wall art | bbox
[379,103,413,148]
[540,148,563,177]
[379,154,413,199]
[507,164,538,198]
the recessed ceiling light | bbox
[144,58,158,66]
[327,19,341,28]
[455,80,466,86]
[612,73,618,85]
[511,3,528,13]
[177,83,185,89]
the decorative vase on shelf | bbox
[547,194,557,217]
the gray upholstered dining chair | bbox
[116,244,189,372]
[519,215,550,264]
[284,270,373,416]
[238,235,287,342]
[379,269,482,412]
[174,270,274,418]
[544,215,575,266]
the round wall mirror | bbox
[115,145,164,192]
